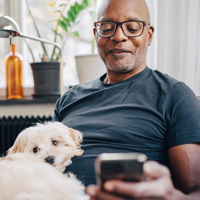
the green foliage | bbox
[71,31,79,37]
[25,0,92,61]
[59,0,91,34]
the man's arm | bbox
[86,153,200,200]
[168,143,200,195]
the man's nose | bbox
[111,25,128,42]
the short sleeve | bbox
[52,90,71,122]
[164,82,200,149]
[52,98,62,122]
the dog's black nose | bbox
[45,156,55,164]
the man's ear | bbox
[148,26,154,46]
[93,28,97,36]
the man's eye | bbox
[126,23,140,32]
[102,29,113,33]
[52,141,59,146]
[100,24,114,33]
[127,28,137,32]
[126,26,139,32]
[33,147,38,153]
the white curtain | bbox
[194,4,200,96]
[146,0,200,95]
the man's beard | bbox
[109,66,133,74]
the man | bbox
[53,0,200,199]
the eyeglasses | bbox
[94,20,150,38]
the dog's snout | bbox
[45,156,55,165]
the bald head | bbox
[97,0,150,23]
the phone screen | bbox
[95,153,147,189]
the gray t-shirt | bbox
[53,67,200,186]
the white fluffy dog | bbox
[7,121,83,172]
[0,153,89,200]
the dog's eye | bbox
[33,147,38,153]
[52,141,59,146]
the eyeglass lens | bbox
[96,21,144,37]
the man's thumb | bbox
[143,161,171,180]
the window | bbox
[0,0,5,88]
[0,0,102,88]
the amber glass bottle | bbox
[5,44,23,99]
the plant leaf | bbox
[82,0,91,7]
[61,15,71,27]
[48,1,56,7]
[52,29,63,40]
[74,2,80,15]
[71,31,79,37]
[59,21,68,32]
[53,9,61,13]
[68,6,76,22]
[67,9,75,22]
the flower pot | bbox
[75,54,106,83]
[30,61,60,98]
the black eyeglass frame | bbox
[94,20,151,38]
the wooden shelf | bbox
[0,88,59,105]
[0,88,60,117]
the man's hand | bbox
[86,161,181,200]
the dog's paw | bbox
[64,159,72,167]
[55,163,66,172]
[66,172,77,179]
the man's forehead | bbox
[99,16,140,22]
[97,0,150,22]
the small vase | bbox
[30,61,60,98]
[75,54,106,83]
[5,44,24,99]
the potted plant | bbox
[25,0,92,97]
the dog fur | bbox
[7,121,84,172]
[0,153,89,200]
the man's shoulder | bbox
[60,78,101,102]
[150,69,198,109]
[69,78,101,94]
[147,68,186,95]
[151,69,180,85]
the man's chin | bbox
[107,65,134,74]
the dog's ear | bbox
[69,128,83,145]
[7,129,30,155]
[69,128,84,156]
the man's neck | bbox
[103,65,147,84]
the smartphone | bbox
[95,152,147,189]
